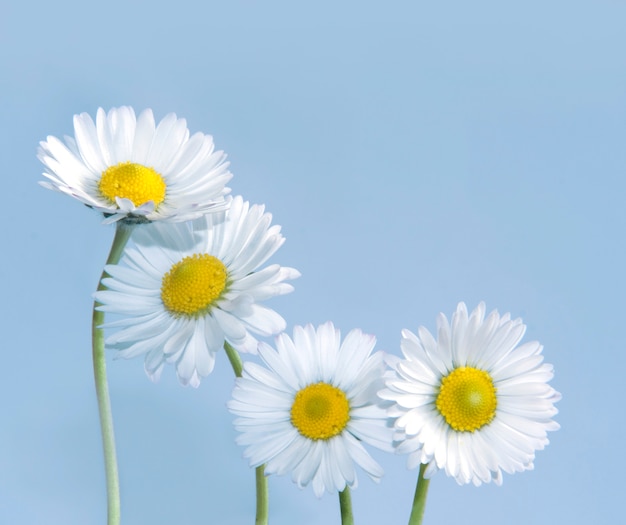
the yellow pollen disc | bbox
[290,382,350,441]
[98,161,166,207]
[435,366,497,432]
[161,254,228,317]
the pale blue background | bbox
[1,1,624,523]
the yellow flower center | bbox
[160,254,228,317]
[290,382,350,440]
[435,366,497,432]
[99,162,166,207]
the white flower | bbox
[93,196,300,387]
[380,302,561,486]
[39,106,232,223]
[228,322,393,497]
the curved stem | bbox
[224,340,243,377]
[223,341,269,525]
[339,487,354,525]
[408,463,431,525]
[92,222,132,525]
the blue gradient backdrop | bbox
[1,1,625,524]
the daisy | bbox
[38,106,232,223]
[228,322,393,498]
[93,196,300,387]
[380,302,560,486]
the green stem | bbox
[339,487,354,525]
[223,340,243,377]
[408,463,431,525]
[255,464,269,525]
[223,341,269,525]
[92,222,132,525]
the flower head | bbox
[39,106,232,223]
[380,302,561,486]
[94,196,300,387]
[228,322,393,497]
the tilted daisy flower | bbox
[380,302,560,486]
[38,106,232,223]
[93,196,300,387]
[228,322,393,498]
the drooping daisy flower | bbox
[380,302,560,486]
[38,106,232,223]
[93,196,299,387]
[228,322,393,497]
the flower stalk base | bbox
[92,222,132,525]
[339,487,354,525]
[408,463,430,525]
[224,341,269,525]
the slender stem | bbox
[223,341,269,525]
[223,340,243,377]
[92,222,132,525]
[255,465,269,525]
[408,463,431,525]
[339,487,354,525]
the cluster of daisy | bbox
[40,107,560,522]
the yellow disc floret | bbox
[435,366,497,432]
[99,162,166,207]
[290,382,350,440]
[161,254,228,317]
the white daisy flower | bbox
[380,302,561,486]
[228,322,393,498]
[93,196,300,387]
[38,106,232,223]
